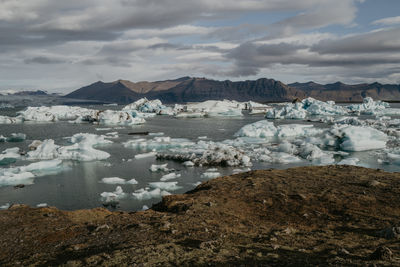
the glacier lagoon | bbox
[0,99,400,211]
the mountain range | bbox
[65,77,400,104]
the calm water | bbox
[0,104,399,211]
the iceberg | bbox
[160,172,181,181]
[0,115,23,124]
[27,133,112,161]
[123,98,173,115]
[0,147,21,165]
[332,125,388,151]
[132,187,171,200]
[148,181,182,191]
[18,105,95,122]
[101,177,127,184]
[0,159,62,186]
[266,97,347,119]
[149,163,169,172]
[201,172,221,179]
[180,100,244,117]
[347,97,390,114]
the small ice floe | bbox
[149,181,182,191]
[183,161,195,167]
[0,203,10,210]
[141,205,149,211]
[134,152,157,159]
[266,97,347,119]
[347,97,390,114]
[157,142,252,167]
[235,120,322,139]
[123,98,172,114]
[0,115,23,124]
[0,147,21,166]
[27,133,112,161]
[331,125,388,151]
[101,177,138,185]
[132,187,171,200]
[182,100,244,117]
[338,158,360,166]
[36,203,48,208]
[198,136,207,140]
[0,159,62,186]
[192,181,202,186]
[206,168,218,172]
[201,171,221,179]
[160,172,181,181]
[124,137,194,151]
[100,186,126,206]
[149,132,164,136]
[101,177,127,184]
[149,163,169,172]
[5,133,26,142]
[95,128,112,131]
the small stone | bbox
[367,180,381,187]
[370,246,392,261]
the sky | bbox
[0,0,399,93]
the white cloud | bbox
[372,16,400,26]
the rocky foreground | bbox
[1,165,400,266]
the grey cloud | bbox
[311,27,400,54]
[24,56,66,64]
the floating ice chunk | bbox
[100,186,125,199]
[101,177,127,184]
[126,178,138,184]
[334,116,364,126]
[124,137,194,152]
[160,172,181,181]
[132,188,171,200]
[28,134,112,161]
[6,133,26,142]
[277,124,322,138]
[247,101,271,114]
[95,128,112,131]
[134,152,157,159]
[0,147,21,165]
[183,161,195,167]
[192,181,202,186]
[123,98,170,114]
[333,125,388,151]
[27,139,60,160]
[234,120,277,138]
[181,100,243,117]
[347,97,389,114]
[338,158,360,166]
[18,105,95,122]
[198,136,207,140]
[0,115,23,124]
[206,168,218,172]
[97,110,146,126]
[149,132,164,136]
[149,181,182,191]
[0,203,10,210]
[149,163,169,172]
[0,159,62,186]
[235,120,322,139]
[201,172,221,179]
[175,112,206,118]
[298,143,334,164]
[158,142,251,167]
[36,203,48,208]
[266,98,347,119]
[141,205,149,211]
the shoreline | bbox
[1,165,400,266]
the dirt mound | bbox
[1,165,400,266]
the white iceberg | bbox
[132,187,171,200]
[160,172,181,181]
[201,172,221,179]
[148,181,182,191]
[0,115,23,124]
[180,100,244,117]
[331,125,388,151]
[101,177,127,184]
[149,163,169,172]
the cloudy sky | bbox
[0,0,399,93]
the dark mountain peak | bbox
[13,90,48,96]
